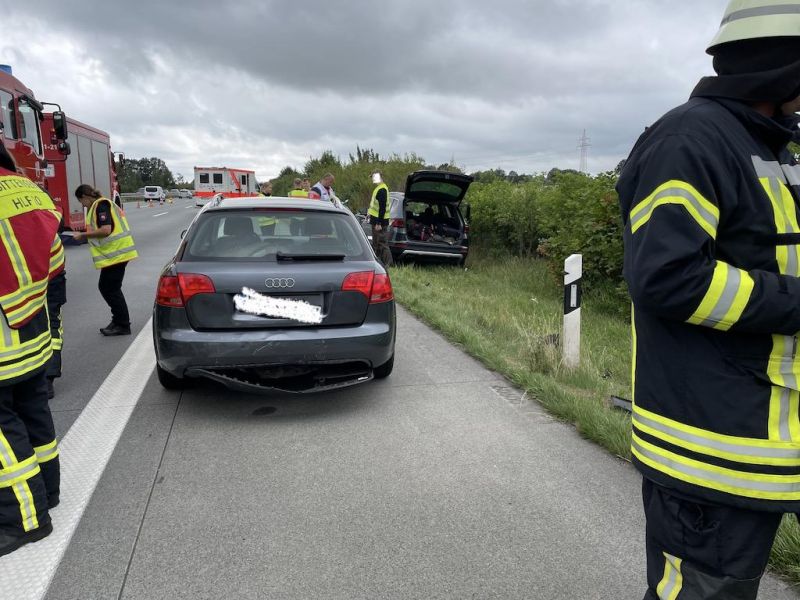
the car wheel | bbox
[156,363,188,390]
[458,256,467,267]
[373,355,394,379]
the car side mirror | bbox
[180,229,187,239]
[52,111,68,141]
[58,141,71,156]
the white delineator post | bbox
[563,254,583,369]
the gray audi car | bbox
[153,196,396,393]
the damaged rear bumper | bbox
[153,305,395,393]
[185,362,374,394]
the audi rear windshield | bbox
[181,209,371,262]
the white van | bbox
[143,186,165,202]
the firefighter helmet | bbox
[708,0,800,53]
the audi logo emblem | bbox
[265,278,295,288]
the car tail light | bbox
[156,276,183,307]
[370,274,394,303]
[390,219,405,229]
[342,271,374,299]
[464,223,470,235]
[178,273,216,302]
[342,271,394,304]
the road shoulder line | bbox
[0,320,156,599]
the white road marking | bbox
[0,321,156,599]
[152,212,168,217]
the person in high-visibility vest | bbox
[368,172,393,266]
[72,185,138,336]
[287,178,308,198]
[0,142,62,556]
[618,2,800,597]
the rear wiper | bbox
[276,252,346,261]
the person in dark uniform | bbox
[72,185,138,336]
[617,2,800,597]
[45,216,67,399]
[0,141,61,555]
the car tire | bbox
[156,363,187,390]
[373,355,394,379]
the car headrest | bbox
[224,217,254,236]
[305,218,333,236]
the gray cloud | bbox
[7,1,730,179]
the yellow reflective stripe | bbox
[686,262,754,330]
[633,433,800,500]
[629,180,719,238]
[791,389,800,442]
[33,440,58,464]
[0,220,31,286]
[0,427,39,530]
[632,409,800,467]
[0,455,40,487]
[0,337,52,382]
[49,239,65,273]
[12,482,38,530]
[0,329,50,360]
[0,276,48,310]
[90,243,137,263]
[656,553,683,600]
[2,294,47,328]
[634,403,800,454]
[769,386,790,442]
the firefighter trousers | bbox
[0,370,58,533]
[46,272,66,380]
[642,478,782,600]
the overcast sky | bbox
[6,0,729,181]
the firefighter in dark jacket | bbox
[368,172,393,266]
[0,142,62,556]
[618,2,800,598]
[45,216,66,399]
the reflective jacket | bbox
[288,189,308,198]
[0,168,62,384]
[618,97,800,511]
[368,183,389,220]
[87,197,138,269]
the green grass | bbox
[390,251,800,588]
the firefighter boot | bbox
[0,520,53,557]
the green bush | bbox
[465,171,626,312]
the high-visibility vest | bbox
[0,169,61,383]
[0,171,62,327]
[87,198,138,269]
[368,183,389,219]
[288,189,308,198]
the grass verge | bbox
[390,251,800,588]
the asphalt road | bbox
[2,196,798,599]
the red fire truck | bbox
[0,64,69,189]
[42,114,121,231]
[194,166,257,198]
